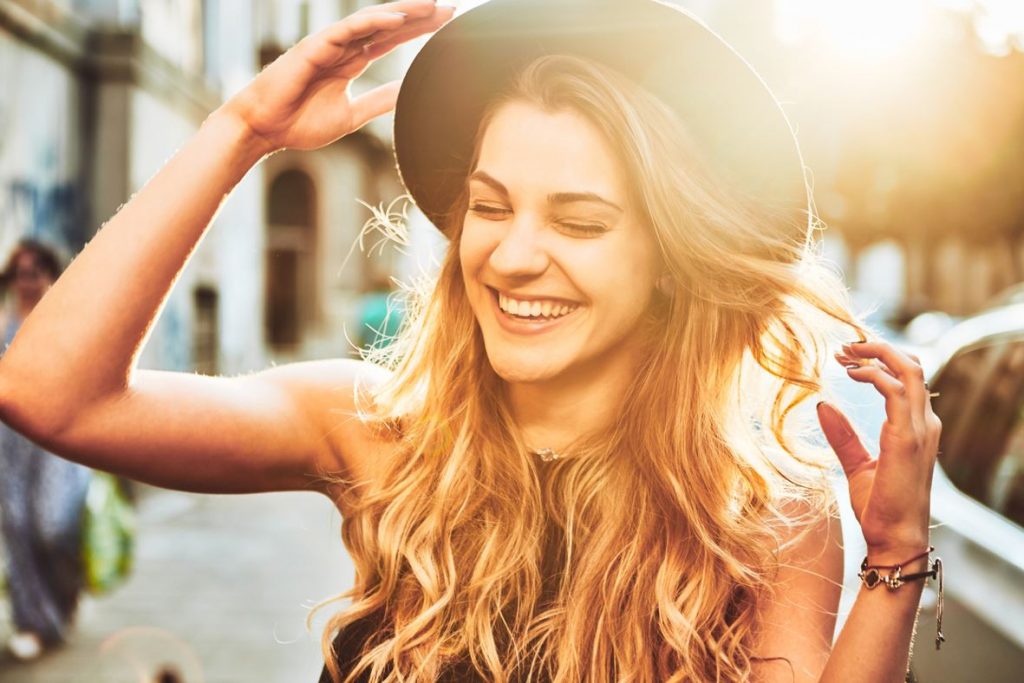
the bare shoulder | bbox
[264,357,398,490]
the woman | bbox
[0,1,942,681]
[0,239,92,660]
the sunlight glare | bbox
[775,0,932,63]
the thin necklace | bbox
[529,447,562,462]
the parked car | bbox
[833,303,1024,682]
[983,282,1024,310]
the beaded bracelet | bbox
[858,546,945,650]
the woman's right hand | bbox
[221,0,453,156]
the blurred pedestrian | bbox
[0,239,92,660]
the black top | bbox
[318,522,565,682]
[317,610,487,682]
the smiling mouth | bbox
[488,287,581,322]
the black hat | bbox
[393,0,809,237]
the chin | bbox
[485,346,568,384]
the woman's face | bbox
[460,101,662,384]
[11,252,54,305]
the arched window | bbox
[193,285,219,375]
[265,169,317,349]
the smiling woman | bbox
[0,0,942,682]
[318,49,858,682]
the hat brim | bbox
[393,0,809,238]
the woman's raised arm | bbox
[752,339,942,682]
[0,0,453,496]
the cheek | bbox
[459,223,493,275]
[458,227,497,316]
[566,241,657,305]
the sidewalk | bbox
[0,486,355,682]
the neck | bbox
[507,346,640,454]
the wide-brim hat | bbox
[393,0,809,238]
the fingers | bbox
[842,340,930,412]
[301,3,453,75]
[348,80,402,131]
[292,3,452,87]
[323,1,452,47]
[834,352,896,384]
[842,341,924,384]
[816,401,873,476]
[842,362,913,428]
[361,10,453,59]
[356,0,444,17]
[834,338,941,454]
[319,10,410,48]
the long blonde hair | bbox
[313,54,863,682]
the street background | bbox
[2,0,1024,681]
[0,487,351,682]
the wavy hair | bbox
[312,55,864,682]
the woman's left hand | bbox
[817,340,942,558]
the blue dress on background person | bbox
[0,312,92,646]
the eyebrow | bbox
[468,170,623,213]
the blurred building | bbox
[0,0,440,376]
[694,0,1024,322]
[255,0,443,363]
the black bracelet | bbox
[898,567,937,583]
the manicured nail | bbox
[844,363,861,370]
[818,402,854,439]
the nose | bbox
[488,216,550,279]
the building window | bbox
[266,169,318,350]
[193,285,219,375]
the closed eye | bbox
[468,204,510,218]
[558,222,607,237]
[469,205,607,237]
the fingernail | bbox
[844,363,861,370]
[819,402,855,439]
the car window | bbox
[931,338,1024,528]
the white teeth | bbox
[496,290,579,320]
